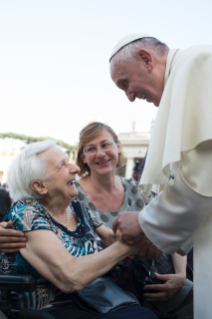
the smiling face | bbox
[110,49,165,107]
[82,130,121,176]
[39,146,80,201]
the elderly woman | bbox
[0,124,189,298]
[0,140,157,319]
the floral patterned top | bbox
[0,198,104,313]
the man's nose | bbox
[126,91,135,102]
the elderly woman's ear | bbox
[30,180,48,196]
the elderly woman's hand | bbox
[0,221,27,253]
[116,230,162,260]
[143,272,186,301]
[121,236,155,258]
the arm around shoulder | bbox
[0,221,27,253]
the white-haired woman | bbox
[0,140,157,319]
[0,123,188,303]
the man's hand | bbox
[143,273,186,301]
[113,212,162,259]
[0,221,27,253]
[136,235,162,259]
[113,211,143,241]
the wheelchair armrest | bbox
[0,273,36,292]
[0,274,55,319]
[19,309,55,319]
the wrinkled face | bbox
[110,55,163,107]
[41,147,80,201]
[82,130,121,176]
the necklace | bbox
[42,205,69,227]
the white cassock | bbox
[139,46,212,319]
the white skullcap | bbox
[109,33,155,61]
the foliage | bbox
[0,132,76,151]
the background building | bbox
[117,131,150,179]
[0,138,77,186]
[116,120,153,179]
[0,150,20,185]
[0,121,153,185]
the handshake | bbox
[113,211,162,260]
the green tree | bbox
[0,133,77,158]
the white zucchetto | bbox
[109,33,154,61]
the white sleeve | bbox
[138,140,212,255]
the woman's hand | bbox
[116,230,161,260]
[122,236,154,257]
[0,221,27,253]
[143,272,186,301]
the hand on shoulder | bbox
[0,221,27,253]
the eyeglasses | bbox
[83,140,117,156]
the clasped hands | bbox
[113,211,162,260]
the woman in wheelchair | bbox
[0,140,158,319]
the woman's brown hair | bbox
[76,122,125,177]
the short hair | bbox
[8,140,56,201]
[114,37,169,63]
[76,122,125,177]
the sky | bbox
[1,0,212,146]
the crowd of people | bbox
[1,32,211,319]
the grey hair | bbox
[115,37,169,63]
[8,140,57,201]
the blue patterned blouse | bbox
[0,198,104,312]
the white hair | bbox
[115,37,169,64]
[8,140,57,201]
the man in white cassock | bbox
[110,33,212,318]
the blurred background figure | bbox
[132,160,141,183]
[0,188,11,222]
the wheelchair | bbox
[0,266,193,319]
[0,272,54,319]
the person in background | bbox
[0,188,11,222]
[74,122,191,318]
[132,160,141,183]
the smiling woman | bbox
[71,122,191,319]
[75,122,147,222]
[35,146,79,207]
[0,125,191,318]
[0,139,157,319]
[76,122,125,178]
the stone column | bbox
[125,158,134,178]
